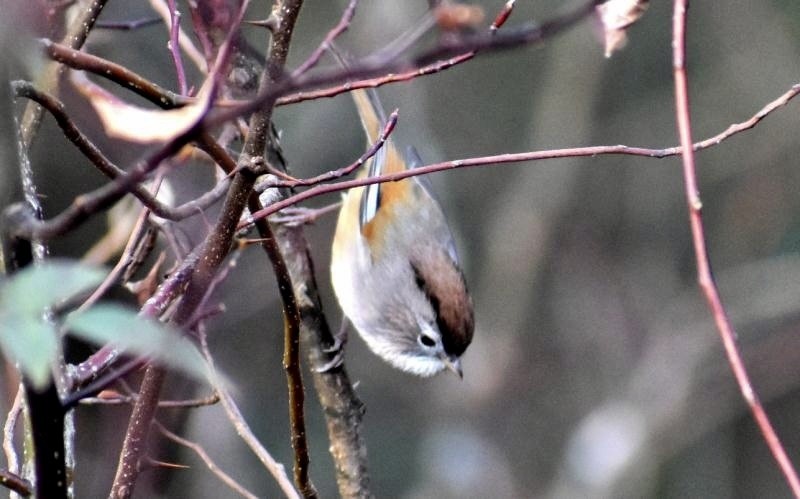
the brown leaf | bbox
[71,71,212,143]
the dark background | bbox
[3,0,800,497]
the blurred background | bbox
[3,0,800,497]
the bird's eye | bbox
[418,334,436,348]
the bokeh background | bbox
[3,0,800,497]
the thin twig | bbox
[199,335,300,499]
[291,0,358,77]
[212,0,595,126]
[19,0,109,149]
[166,0,188,94]
[96,16,162,30]
[147,0,206,73]
[108,365,166,498]
[2,387,23,475]
[277,0,515,106]
[155,422,258,499]
[269,109,398,188]
[268,202,341,226]
[42,39,190,106]
[78,213,157,310]
[109,3,258,496]
[12,81,230,222]
[671,1,800,497]
[80,393,219,408]
[63,358,147,411]
[240,81,800,230]
[276,52,474,106]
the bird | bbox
[330,84,474,377]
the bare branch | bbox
[671,1,800,496]
[12,81,230,222]
[80,393,219,408]
[2,387,23,476]
[147,0,206,73]
[199,335,300,498]
[19,0,110,149]
[165,0,189,94]
[241,81,800,230]
[265,109,398,189]
[238,0,317,495]
[155,422,258,499]
[212,0,596,126]
[95,16,162,30]
[0,468,31,497]
[291,0,359,77]
[42,39,189,107]
[277,0,514,106]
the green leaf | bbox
[0,314,58,390]
[0,260,103,390]
[65,304,218,386]
[0,260,106,317]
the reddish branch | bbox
[166,0,189,94]
[240,79,800,230]
[243,0,318,495]
[209,0,600,127]
[107,4,257,495]
[8,0,799,497]
[671,1,800,496]
[277,0,515,106]
[268,109,398,189]
[291,0,359,77]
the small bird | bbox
[330,87,474,377]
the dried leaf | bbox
[71,71,212,143]
[596,0,649,57]
[96,389,122,400]
[434,3,485,31]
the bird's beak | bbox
[440,354,463,379]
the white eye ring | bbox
[418,333,436,348]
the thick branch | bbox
[1,182,66,499]
[22,382,67,498]
[108,168,258,498]
[239,0,318,496]
[0,468,31,497]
